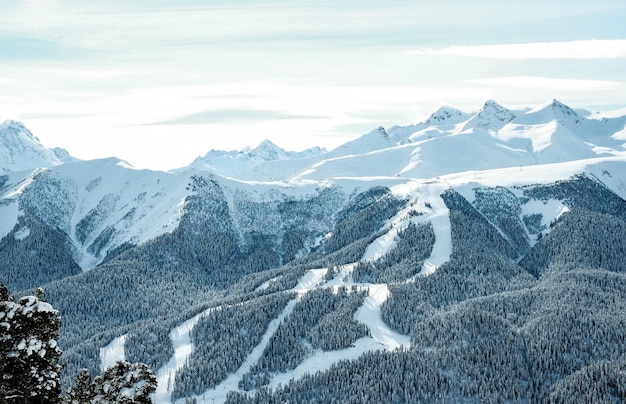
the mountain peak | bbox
[551,99,581,123]
[0,120,68,173]
[463,100,517,132]
[249,139,285,161]
[424,106,470,125]
[522,99,582,126]
[375,126,389,139]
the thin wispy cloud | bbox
[145,109,325,126]
[407,39,626,59]
[470,76,622,90]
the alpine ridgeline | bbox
[1,99,626,403]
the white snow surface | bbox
[293,268,328,294]
[100,334,127,372]
[354,284,410,350]
[13,226,30,241]
[176,139,326,181]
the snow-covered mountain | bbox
[293,99,626,181]
[2,99,626,403]
[0,120,74,173]
[177,139,326,181]
[165,99,626,183]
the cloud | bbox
[406,39,626,59]
[145,109,325,125]
[469,76,622,89]
[0,35,87,61]
[19,112,87,120]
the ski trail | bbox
[99,334,127,371]
[398,183,451,280]
[267,337,381,390]
[418,183,451,276]
[362,181,451,278]
[153,312,205,403]
[355,284,410,350]
[153,305,226,403]
[188,298,299,404]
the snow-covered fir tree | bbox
[92,361,157,404]
[0,285,63,403]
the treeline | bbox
[520,207,626,276]
[322,187,405,255]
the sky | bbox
[1,1,626,170]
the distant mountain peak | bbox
[248,139,285,161]
[424,106,470,125]
[463,100,517,132]
[523,99,583,126]
[0,120,71,173]
[375,126,389,139]
[178,139,327,179]
[551,99,581,123]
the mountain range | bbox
[2,99,626,403]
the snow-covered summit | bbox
[518,99,582,126]
[187,139,325,168]
[462,100,517,132]
[0,120,73,173]
[424,106,472,125]
[177,139,327,181]
[248,139,325,161]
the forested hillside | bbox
[2,100,626,403]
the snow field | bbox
[99,334,127,372]
[292,267,328,294]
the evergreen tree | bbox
[0,285,63,403]
[63,369,95,404]
[92,361,157,404]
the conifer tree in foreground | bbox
[64,361,157,404]
[0,284,63,403]
[92,361,157,404]
[63,369,95,404]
